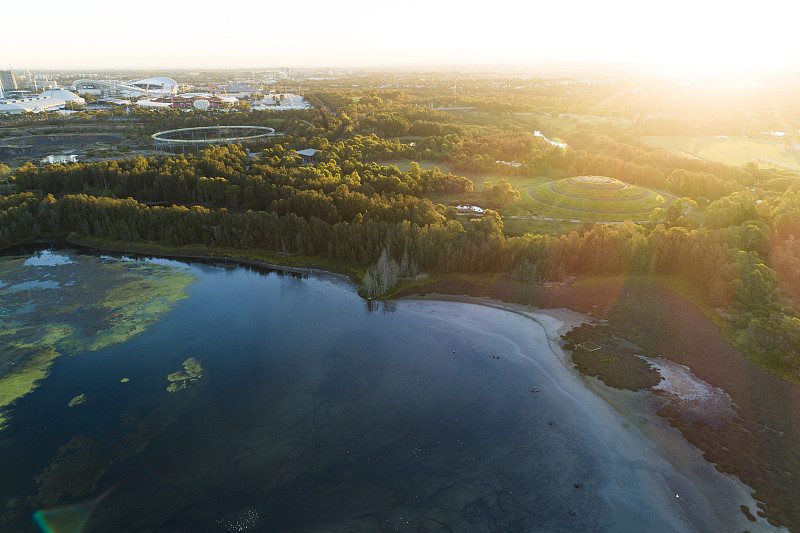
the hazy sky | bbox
[5,0,799,73]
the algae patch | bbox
[166,357,203,393]
[29,434,109,507]
[68,394,86,407]
[0,325,73,430]
[0,252,196,431]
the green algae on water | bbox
[0,325,73,430]
[68,394,86,407]
[0,252,196,431]
[166,357,203,393]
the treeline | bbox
[0,190,769,308]
[3,182,797,377]
[13,144,472,227]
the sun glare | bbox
[5,0,799,71]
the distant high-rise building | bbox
[1,70,19,97]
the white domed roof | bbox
[39,89,84,102]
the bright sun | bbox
[3,0,800,70]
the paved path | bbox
[503,214,649,224]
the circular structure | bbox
[528,176,672,221]
[566,176,626,190]
[552,176,650,201]
[152,126,275,153]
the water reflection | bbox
[364,298,396,313]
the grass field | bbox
[643,135,800,170]
[530,113,631,138]
[500,216,585,236]
[519,200,655,222]
[378,159,544,192]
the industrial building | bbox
[135,93,238,110]
[85,98,131,111]
[135,99,171,109]
[0,70,19,98]
[251,93,311,111]
[41,154,79,165]
[0,89,85,114]
[155,95,227,109]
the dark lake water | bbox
[0,249,771,532]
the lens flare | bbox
[32,489,111,533]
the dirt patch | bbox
[562,323,660,391]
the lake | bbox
[0,248,772,532]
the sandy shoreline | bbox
[400,293,781,532]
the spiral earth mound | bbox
[528,176,670,221]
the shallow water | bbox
[0,249,773,532]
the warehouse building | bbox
[0,89,84,114]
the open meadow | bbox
[643,135,800,170]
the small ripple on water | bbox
[216,509,260,531]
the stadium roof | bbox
[72,77,178,98]
[131,77,178,93]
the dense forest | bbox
[2,76,800,385]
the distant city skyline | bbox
[5,0,799,74]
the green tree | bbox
[491,178,521,204]
[0,164,11,192]
[470,209,504,237]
